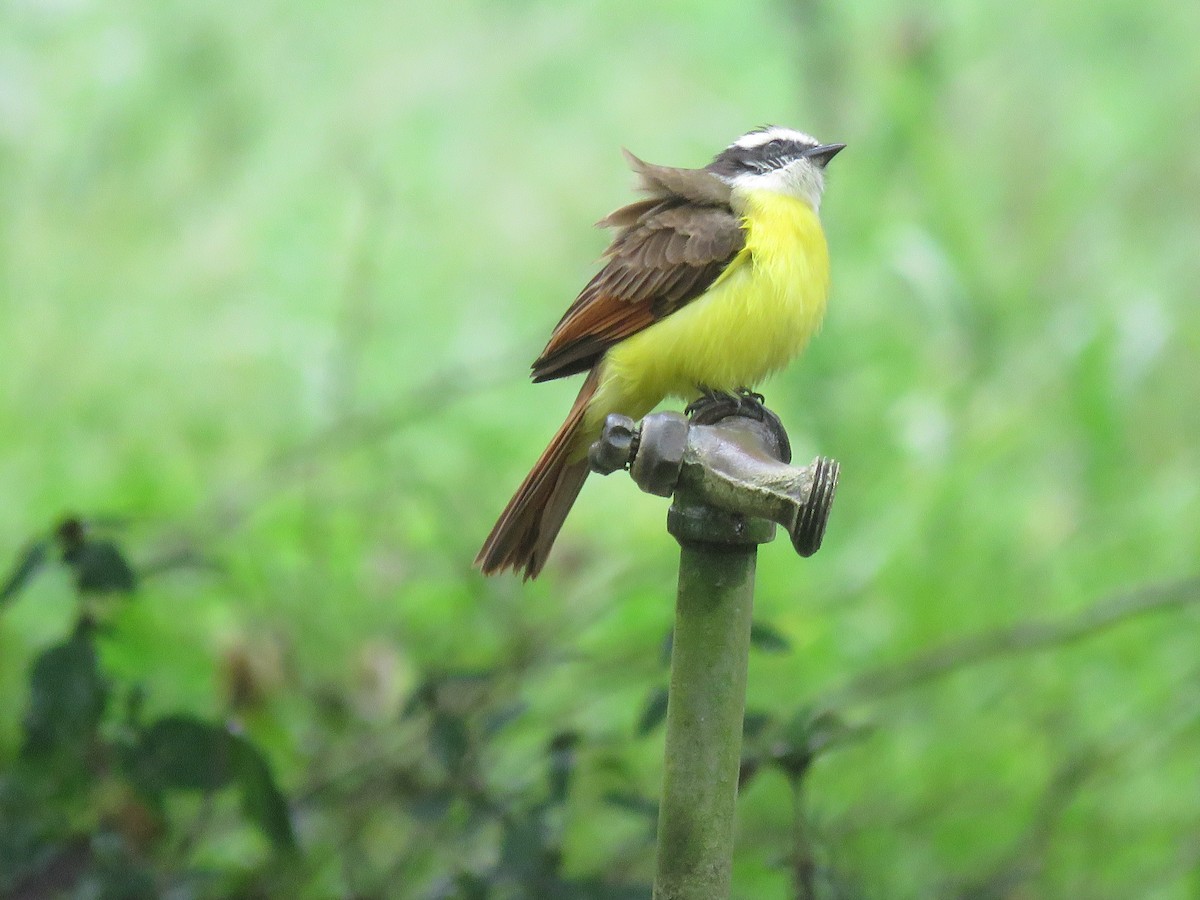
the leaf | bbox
[1,835,94,900]
[636,687,669,737]
[125,717,296,851]
[806,710,874,757]
[767,709,872,781]
[738,710,773,789]
[22,631,108,757]
[404,785,455,823]
[498,812,557,884]
[126,716,236,794]
[232,736,297,851]
[400,679,436,719]
[88,846,158,900]
[601,791,658,819]
[0,775,71,889]
[743,710,773,739]
[68,539,138,595]
[546,731,579,806]
[739,755,762,789]
[402,670,494,720]
[429,712,471,775]
[124,684,147,728]
[439,872,490,900]
[768,711,820,781]
[0,539,50,607]
[750,621,791,654]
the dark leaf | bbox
[55,517,86,553]
[125,717,296,851]
[124,684,147,729]
[739,755,762,789]
[435,871,490,900]
[805,710,850,756]
[547,731,579,806]
[429,712,471,775]
[743,710,773,739]
[126,716,236,794]
[400,678,436,719]
[403,670,493,720]
[498,812,557,884]
[456,872,491,899]
[810,710,874,758]
[232,736,297,851]
[768,709,871,782]
[22,631,108,757]
[0,776,75,892]
[69,539,138,595]
[601,791,657,819]
[769,712,818,781]
[0,539,50,607]
[749,621,791,654]
[2,834,92,900]
[404,785,455,823]
[87,836,158,900]
[636,687,669,737]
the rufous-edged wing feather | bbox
[531,158,745,383]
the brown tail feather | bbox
[476,369,600,579]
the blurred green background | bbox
[3,0,1199,896]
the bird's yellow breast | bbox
[584,190,830,437]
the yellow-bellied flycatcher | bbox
[477,126,843,579]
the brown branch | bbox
[826,576,1200,705]
[790,777,817,900]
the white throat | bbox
[725,159,826,211]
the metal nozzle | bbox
[588,406,839,558]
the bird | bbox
[476,126,844,579]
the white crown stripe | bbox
[731,127,820,150]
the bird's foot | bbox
[684,386,720,419]
[685,386,769,424]
[733,387,767,418]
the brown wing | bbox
[531,163,745,383]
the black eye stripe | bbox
[706,137,817,178]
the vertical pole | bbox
[653,501,775,900]
[588,407,838,898]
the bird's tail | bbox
[475,369,600,579]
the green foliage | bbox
[0,541,49,607]
[22,627,108,759]
[2,0,1200,896]
[1,521,295,896]
[636,687,670,738]
[749,620,793,655]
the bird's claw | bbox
[685,386,769,423]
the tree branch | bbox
[827,576,1200,705]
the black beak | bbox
[803,143,846,168]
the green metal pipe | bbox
[586,407,838,897]
[653,502,774,900]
